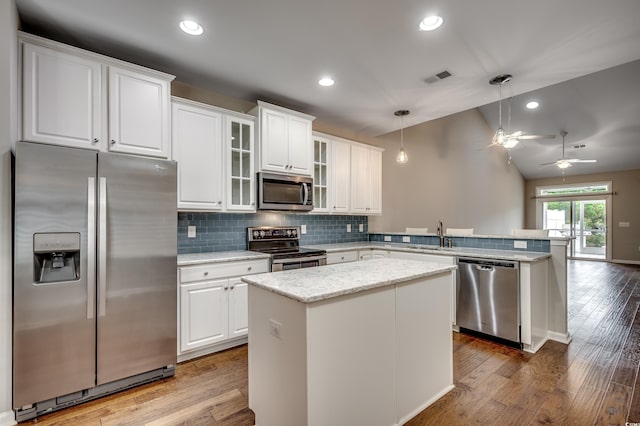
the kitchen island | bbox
[242,258,456,426]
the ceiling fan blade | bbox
[517,134,556,140]
[572,159,597,163]
[540,161,560,166]
[507,130,524,138]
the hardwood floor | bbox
[20,260,640,425]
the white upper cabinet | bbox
[251,101,315,175]
[20,33,174,159]
[312,132,380,215]
[108,66,170,158]
[172,100,223,211]
[351,143,383,215]
[313,135,330,212]
[226,115,255,211]
[22,42,103,150]
[172,97,255,212]
[331,138,352,213]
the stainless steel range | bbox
[247,226,327,271]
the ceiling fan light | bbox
[503,137,519,149]
[526,101,539,110]
[396,148,408,164]
[493,127,506,145]
[557,161,571,169]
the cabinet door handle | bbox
[247,266,252,271]
[92,138,99,144]
[230,285,235,290]
[203,271,209,276]
[110,139,116,145]
[218,201,222,205]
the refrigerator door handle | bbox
[87,177,96,319]
[98,177,107,317]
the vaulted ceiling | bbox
[16,0,640,178]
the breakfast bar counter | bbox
[243,258,456,426]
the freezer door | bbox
[96,152,177,385]
[13,142,97,407]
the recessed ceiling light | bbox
[179,20,204,36]
[318,77,335,87]
[526,100,539,109]
[419,15,443,31]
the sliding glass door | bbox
[541,199,607,260]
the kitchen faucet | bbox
[437,221,445,247]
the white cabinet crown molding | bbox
[18,31,175,82]
[255,100,315,122]
[171,96,255,121]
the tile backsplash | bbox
[368,233,551,253]
[178,212,368,254]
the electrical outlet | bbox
[301,225,307,234]
[514,240,527,249]
[269,319,282,339]
[347,224,352,233]
[384,235,392,242]
[187,226,196,238]
[402,236,410,243]
[359,224,364,232]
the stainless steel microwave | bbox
[257,172,313,211]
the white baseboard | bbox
[177,336,247,363]
[0,410,16,426]
[612,259,640,265]
[547,331,572,345]
[397,384,455,425]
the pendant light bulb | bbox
[397,147,408,164]
[394,109,410,164]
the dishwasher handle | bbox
[476,264,494,271]
[457,257,519,269]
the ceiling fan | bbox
[540,130,597,169]
[488,74,556,149]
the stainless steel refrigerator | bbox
[13,141,177,421]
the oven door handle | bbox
[271,254,327,264]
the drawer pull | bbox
[203,272,209,276]
[247,266,252,271]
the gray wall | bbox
[525,169,640,263]
[1,0,18,423]
[369,108,525,235]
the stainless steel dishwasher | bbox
[456,257,520,345]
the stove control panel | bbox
[248,226,300,241]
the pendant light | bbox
[489,74,512,146]
[394,110,410,164]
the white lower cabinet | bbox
[359,249,390,260]
[178,258,268,361]
[387,251,457,325]
[326,250,359,264]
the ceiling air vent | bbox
[424,70,453,84]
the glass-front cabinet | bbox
[313,136,330,212]
[226,116,255,211]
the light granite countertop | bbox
[177,250,270,266]
[307,242,551,262]
[241,258,456,303]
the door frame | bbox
[535,182,612,262]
